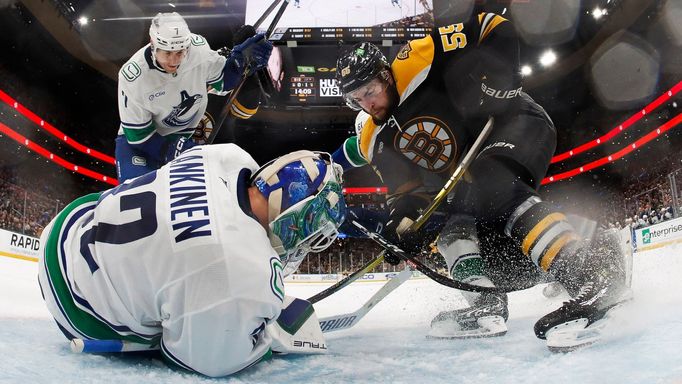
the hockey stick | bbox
[352,220,509,293]
[71,262,403,354]
[70,338,156,353]
[206,0,290,144]
[307,250,386,304]
[318,267,412,333]
[329,116,494,292]
[71,267,413,353]
[410,116,494,231]
[254,0,282,28]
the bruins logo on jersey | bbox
[394,116,457,172]
[396,43,412,60]
[192,112,214,144]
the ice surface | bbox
[1,244,681,383]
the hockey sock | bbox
[437,214,495,305]
[506,196,583,286]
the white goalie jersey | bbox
[117,34,226,144]
[38,144,285,377]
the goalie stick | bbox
[318,267,413,333]
[72,252,389,353]
[71,268,413,353]
[307,250,386,304]
[206,0,289,144]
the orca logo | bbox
[394,116,457,172]
[162,90,202,128]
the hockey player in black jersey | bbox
[332,12,631,350]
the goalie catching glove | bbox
[383,193,431,265]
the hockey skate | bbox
[534,229,633,352]
[428,292,509,339]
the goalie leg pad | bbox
[268,296,328,355]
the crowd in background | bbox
[0,167,60,237]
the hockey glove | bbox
[223,33,273,89]
[163,136,196,164]
[383,194,431,265]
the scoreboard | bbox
[288,74,343,103]
[269,26,431,43]
[270,41,401,105]
[289,75,316,101]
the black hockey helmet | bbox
[336,42,391,110]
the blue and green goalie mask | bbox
[252,150,346,276]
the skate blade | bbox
[427,315,507,339]
[545,316,608,353]
[545,292,634,352]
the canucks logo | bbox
[162,90,202,128]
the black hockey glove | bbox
[383,194,431,265]
[223,33,273,87]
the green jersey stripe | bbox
[344,136,367,167]
[44,193,155,345]
[122,123,156,144]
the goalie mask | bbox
[252,151,346,276]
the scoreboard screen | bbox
[267,45,402,106]
[289,75,316,101]
[269,26,431,44]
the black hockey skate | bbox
[534,229,633,352]
[428,292,509,339]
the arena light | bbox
[78,16,88,26]
[521,65,533,77]
[510,0,579,46]
[551,80,682,163]
[542,113,682,184]
[342,187,388,194]
[589,31,660,110]
[539,50,557,67]
[0,122,117,186]
[0,89,116,165]
[592,7,606,20]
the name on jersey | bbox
[481,83,522,99]
[168,148,212,243]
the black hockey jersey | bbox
[338,12,527,194]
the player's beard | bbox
[371,84,399,125]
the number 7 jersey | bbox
[38,144,285,377]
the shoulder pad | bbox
[120,61,142,82]
[354,111,371,136]
[190,33,208,47]
[390,37,434,100]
